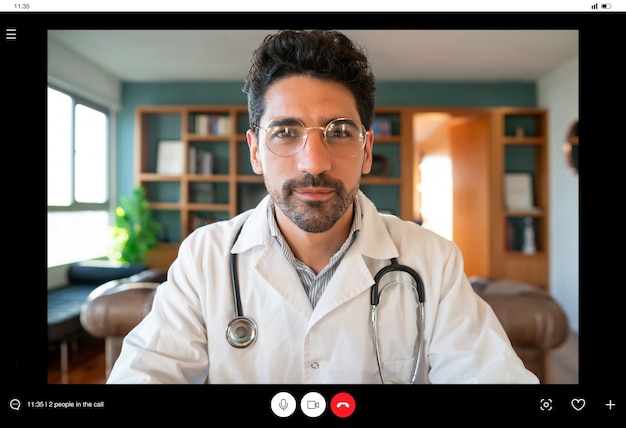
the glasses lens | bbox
[264,119,305,157]
[325,119,366,158]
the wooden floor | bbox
[48,331,579,384]
[48,337,107,385]
[545,330,579,384]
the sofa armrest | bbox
[472,278,570,383]
[80,282,159,338]
[82,268,166,302]
[479,292,568,350]
[80,280,161,380]
[80,268,166,337]
[471,277,569,350]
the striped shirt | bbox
[267,197,363,308]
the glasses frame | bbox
[254,117,369,158]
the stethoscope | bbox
[225,224,258,348]
[371,258,425,384]
[225,222,427,384]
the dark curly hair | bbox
[242,30,376,132]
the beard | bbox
[266,173,358,233]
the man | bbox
[107,29,538,384]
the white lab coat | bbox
[107,191,539,384]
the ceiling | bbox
[48,29,578,82]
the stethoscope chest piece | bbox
[226,316,258,348]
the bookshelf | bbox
[490,108,549,288]
[136,105,549,288]
[360,107,414,221]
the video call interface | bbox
[3,5,618,422]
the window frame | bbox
[47,84,114,266]
[47,84,112,211]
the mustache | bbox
[283,173,343,192]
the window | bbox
[47,86,111,267]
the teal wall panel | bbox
[375,81,536,107]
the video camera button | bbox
[300,391,326,418]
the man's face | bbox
[246,75,373,233]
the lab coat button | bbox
[311,361,319,369]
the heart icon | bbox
[571,398,586,411]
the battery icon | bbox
[601,3,611,8]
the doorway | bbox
[412,109,491,278]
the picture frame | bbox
[156,140,184,174]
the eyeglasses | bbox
[255,117,369,158]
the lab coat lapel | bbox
[308,250,373,326]
[354,190,400,261]
[232,197,313,320]
[255,244,314,319]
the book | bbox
[200,150,214,175]
[190,182,215,203]
[372,117,392,136]
[215,115,230,135]
[156,140,183,174]
[192,113,231,135]
[188,146,197,174]
[195,114,210,135]
[504,173,536,211]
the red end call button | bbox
[330,392,356,418]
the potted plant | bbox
[109,186,162,264]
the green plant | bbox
[109,186,161,264]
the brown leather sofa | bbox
[471,277,569,383]
[81,273,568,383]
[80,268,167,378]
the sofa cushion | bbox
[48,285,97,342]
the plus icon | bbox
[605,400,616,410]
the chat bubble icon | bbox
[9,398,21,411]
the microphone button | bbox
[270,391,296,418]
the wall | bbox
[47,38,121,111]
[538,55,579,333]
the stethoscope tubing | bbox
[226,224,258,348]
[230,250,243,318]
[371,258,425,305]
[371,258,426,384]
